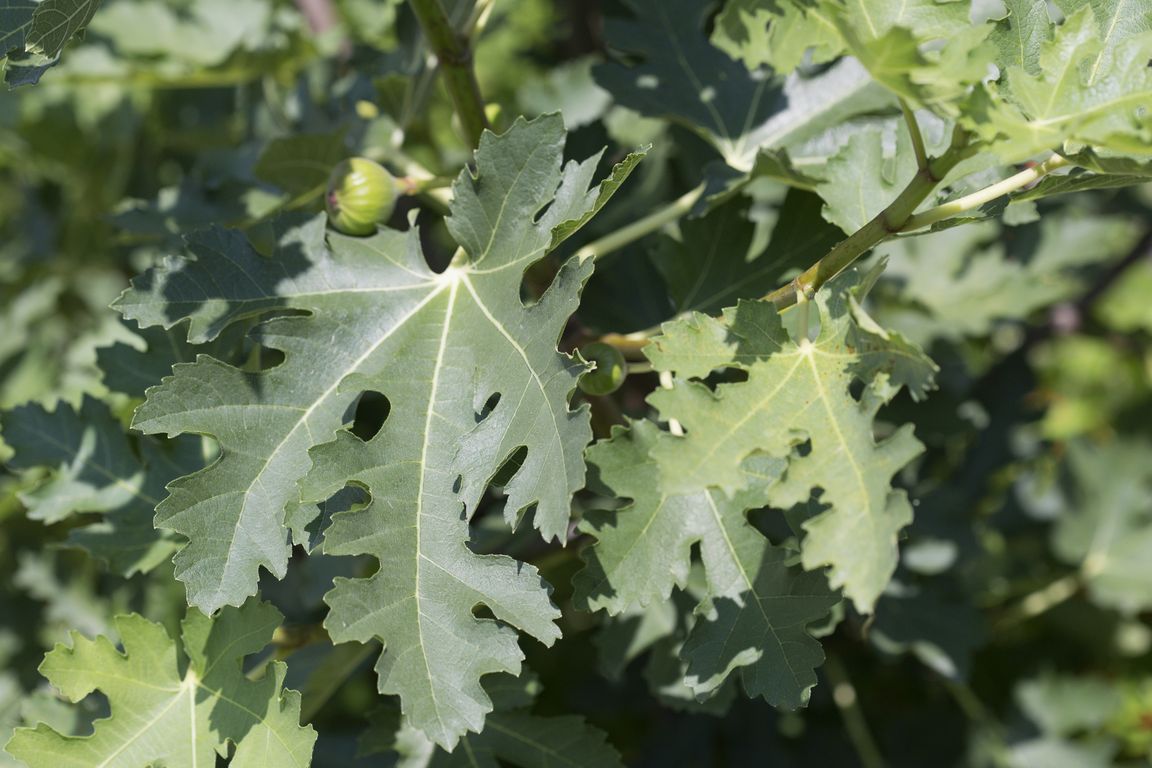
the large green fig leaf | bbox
[116,114,642,746]
[575,420,838,708]
[1053,438,1152,615]
[972,1,1152,162]
[4,601,315,767]
[644,271,936,612]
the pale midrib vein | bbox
[476,140,553,264]
[1031,91,1150,129]
[136,280,437,315]
[804,349,876,548]
[413,279,458,733]
[701,495,801,687]
[93,681,191,768]
[188,673,197,768]
[1088,0,1127,84]
[658,5,730,142]
[203,283,447,602]
[677,354,807,483]
[461,276,565,488]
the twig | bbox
[900,100,929,172]
[942,679,1014,768]
[824,653,886,768]
[764,131,974,309]
[575,184,705,263]
[903,154,1071,232]
[993,572,1082,631]
[408,0,490,149]
[764,139,1077,309]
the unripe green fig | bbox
[326,157,398,236]
[578,342,628,396]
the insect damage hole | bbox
[348,391,391,441]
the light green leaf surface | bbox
[815,0,994,115]
[1053,438,1152,615]
[816,127,918,234]
[973,1,1152,162]
[4,601,315,768]
[645,273,935,611]
[877,214,1142,344]
[117,115,642,746]
[712,0,842,72]
[576,420,838,707]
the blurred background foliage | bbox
[1,1,1151,766]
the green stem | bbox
[764,135,973,309]
[903,154,1071,231]
[942,680,1013,768]
[575,183,705,263]
[993,571,1082,631]
[900,100,929,171]
[824,653,886,768]
[407,0,490,149]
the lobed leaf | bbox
[645,271,936,611]
[575,420,838,707]
[116,114,643,746]
[4,601,315,767]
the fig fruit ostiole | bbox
[577,342,628,396]
[326,157,398,236]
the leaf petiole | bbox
[575,183,705,263]
[900,100,929,172]
[902,154,1072,231]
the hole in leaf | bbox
[508,500,538,532]
[848,378,865,402]
[471,603,497,621]
[795,438,813,458]
[531,198,554,225]
[475,391,501,423]
[350,391,391,441]
[701,366,749,390]
[490,445,528,488]
[251,346,285,371]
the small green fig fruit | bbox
[326,157,398,236]
[578,342,628,396]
